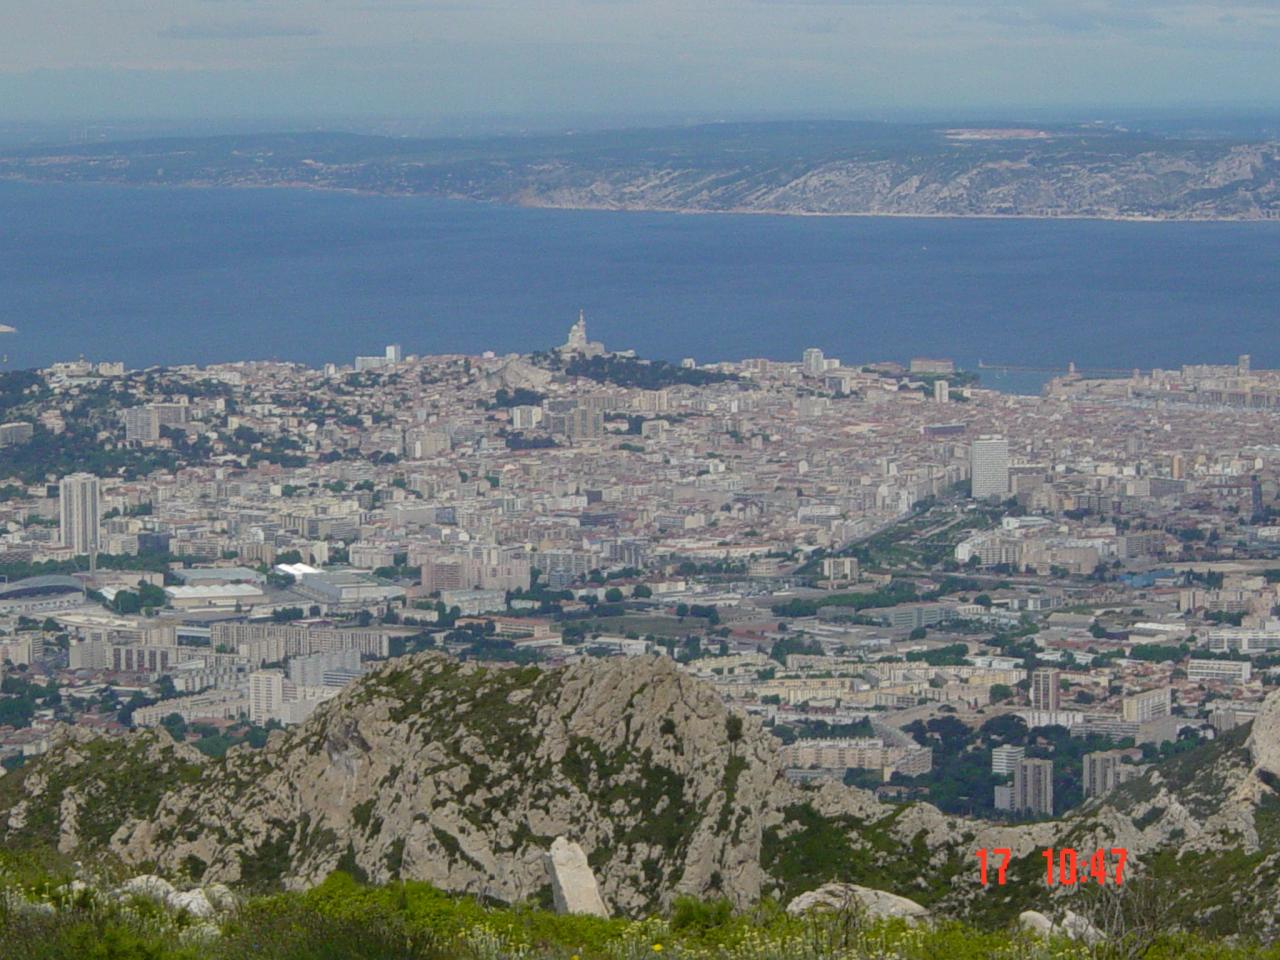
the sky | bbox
[4,1,1280,123]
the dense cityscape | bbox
[7,0,1280,953]
[4,315,1278,828]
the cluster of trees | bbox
[905,643,969,666]
[768,634,823,664]
[2,422,181,484]
[0,370,48,415]
[217,425,308,468]
[504,433,558,450]
[373,554,421,581]
[0,673,60,730]
[894,712,1172,818]
[488,387,545,409]
[109,580,168,614]
[0,550,201,585]
[673,558,748,577]
[157,717,283,758]
[770,580,919,619]
[444,621,539,664]
[775,716,875,745]
[565,355,735,389]
[673,603,720,625]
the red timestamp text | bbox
[975,848,1011,886]
[1043,847,1126,886]
[975,847,1129,887]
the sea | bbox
[2,180,1279,394]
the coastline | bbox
[2,173,1278,225]
[1,175,1275,379]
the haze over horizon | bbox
[6,1,1280,124]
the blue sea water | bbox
[2,180,1279,392]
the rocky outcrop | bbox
[1247,686,1280,783]
[546,837,609,918]
[1018,909,1102,944]
[787,883,930,924]
[1018,910,1054,937]
[107,654,794,914]
[7,655,1280,932]
[0,724,205,855]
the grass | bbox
[3,864,1280,960]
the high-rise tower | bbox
[970,435,1010,499]
[59,473,101,556]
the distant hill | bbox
[2,121,1279,220]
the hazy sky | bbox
[5,1,1280,121]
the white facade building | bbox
[970,436,1010,499]
[59,473,101,555]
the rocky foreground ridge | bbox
[3,653,1280,934]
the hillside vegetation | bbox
[4,653,1280,946]
[3,860,1280,960]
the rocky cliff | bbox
[85,655,793,913]
[5,653,1280,933]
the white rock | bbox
[119,874,175,902]
[786,883,930,924]
[10,897,55,917]
[1018,910,1054,936]
[1247,688,1280,768]
[168,888,215,918]
[546,836,609,918]
[1059,909,1105,945]
[1020,907,1104,944]
[203,883,238,913]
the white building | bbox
[1011,757,1054,816]
[59,473,101,555]
[0,422,34,446]
[123,401,189,443]
[1187,659,1252,684]
[991,744,1026,775]
[249,669,339,725]
[249,670,287,724]
[802,348,826,378]
[1206,623,1280,653]
[511,405,543,430]
[970,436,1010,499]
[1030,668,1061,712]
[287,647,363,688]
[1083,749,1143,798]
[1122,687,1172,723]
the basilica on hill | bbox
[561,310,607,358]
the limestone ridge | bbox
[111,654,792,912]
[7,656,1280,930]
[4,125,1280,221]
[0,649,1089,919]
[0,723,206,855]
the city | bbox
[4,319,1277,833]
[7,0,1280,955]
